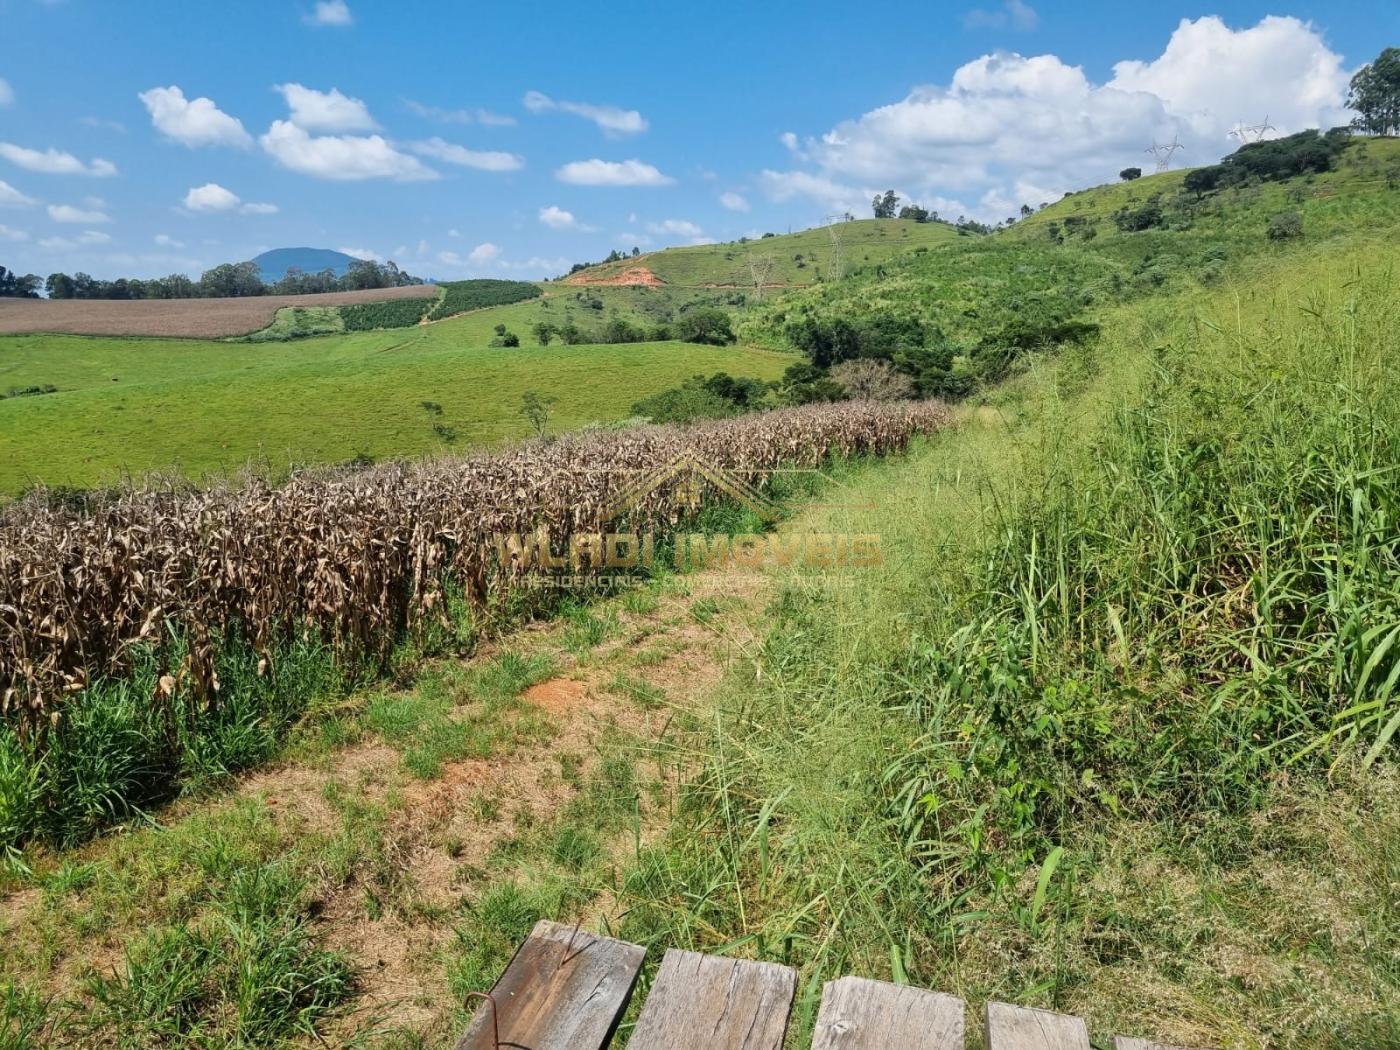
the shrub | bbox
[1267,211,1304,240]
[675,308,735,346]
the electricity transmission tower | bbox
[1229,115,1276,144]
[823,213,846,281]
[1145,134,1184,173]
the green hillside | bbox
[0,318,789,493]
[568,217,966,287]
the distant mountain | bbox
[252,248,358,284]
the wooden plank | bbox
[811,975,965,1049]
[1114,1039,1207,1050]
[627,948,797,1050]
[985,1002,1091,1050]
[453,919,644,1050]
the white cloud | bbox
[467,242,499,264]
[338,246,382,261]
[647,218,703,237]
[0,180,36,207]
[48,202,111,223]
[240,202,279,215]
[523,91,647,136]
[538,204,597,231]
[0,79,13,107]
[306,0,353,27]
[409,137,523,172]
[0,224,27,241]
[80,116,127,133]
[0,143,116,177]
[963,0,1039,31]
[436,250,463,267]
[719,191,750,212]
[404,99,517,127]
[138,86,252,148]
[182,183,241,212]
[38,229,111,249]
[763,16,1351,223]
[275,83,377,133]
[260,120,438,181]
[779,131,799,151]
[154,233,185,248]
[555,158,673,187]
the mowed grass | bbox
[574,218,966,286]
[0,313,791,492]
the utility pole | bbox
[1229,115,1276,145]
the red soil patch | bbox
[0,284,439,339]
[563,266,664,287]
[522,677,588,714]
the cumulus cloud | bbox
[0,224,28,241]
[762,16,1352,223]
[0,143,116,177]
[0,79,13,107]
[538,205,597,231]
[963,0,1039,31]
[138,86,252,148]
[154,233,185,248]
[719,191,750,212]
[409,137,523,172]
[0,180,36,207]
[404,99,517,127]
[523,91,647,136]
[260,120,438,181]
[555,158,673,187]
[275,83,377,133]
[647,218,703,237]
[338,246,382,261]
[305,0,353,27]
[48,202,111,223]
[38,229,111,249]
[182,183,240,212]
[467,242,499,264]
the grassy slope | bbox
[620,237,1400,1047]
[0,317,789,492]
[571,218,965,286]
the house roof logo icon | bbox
[601,451,784,523]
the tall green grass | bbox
[618,244,1400,1044]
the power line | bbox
[1229,115,1276,144]
[1145,134,1185,173]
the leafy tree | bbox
[1020,204,1033,218]
[897,204,931,222]
[675,308,735,346]
[1349,47,1400,136]
[0,266,41,298]
[872,190,900,219]
[1119,167,1142,181]
[45,273,76,299]
[532,321,554,346]
[520,390,557,439]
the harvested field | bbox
[0,284,439,338]
[564,265,664,287]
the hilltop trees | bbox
[1349,48,1400,136]
[0,266,42,298]
[39,258,423,300]
[872,190,899,218]
[1120,167,1142,181]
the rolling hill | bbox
[565,217,966,288]
[252,247,360,283]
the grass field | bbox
[0,318,790,492]
[569,218,967,287]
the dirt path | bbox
[0,567,771,1046]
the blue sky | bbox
[0,0,1395,281]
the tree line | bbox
[0,258,424,300]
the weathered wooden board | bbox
[1114,1039,1205,1050]
[627,948,797,1050]
[453,919,644,1050]
[985,1002,1091,1050]
[812,975,965,1049]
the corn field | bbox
[0,400,949,742]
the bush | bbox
[1267,211,1304,241]
[675,308,735,346]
